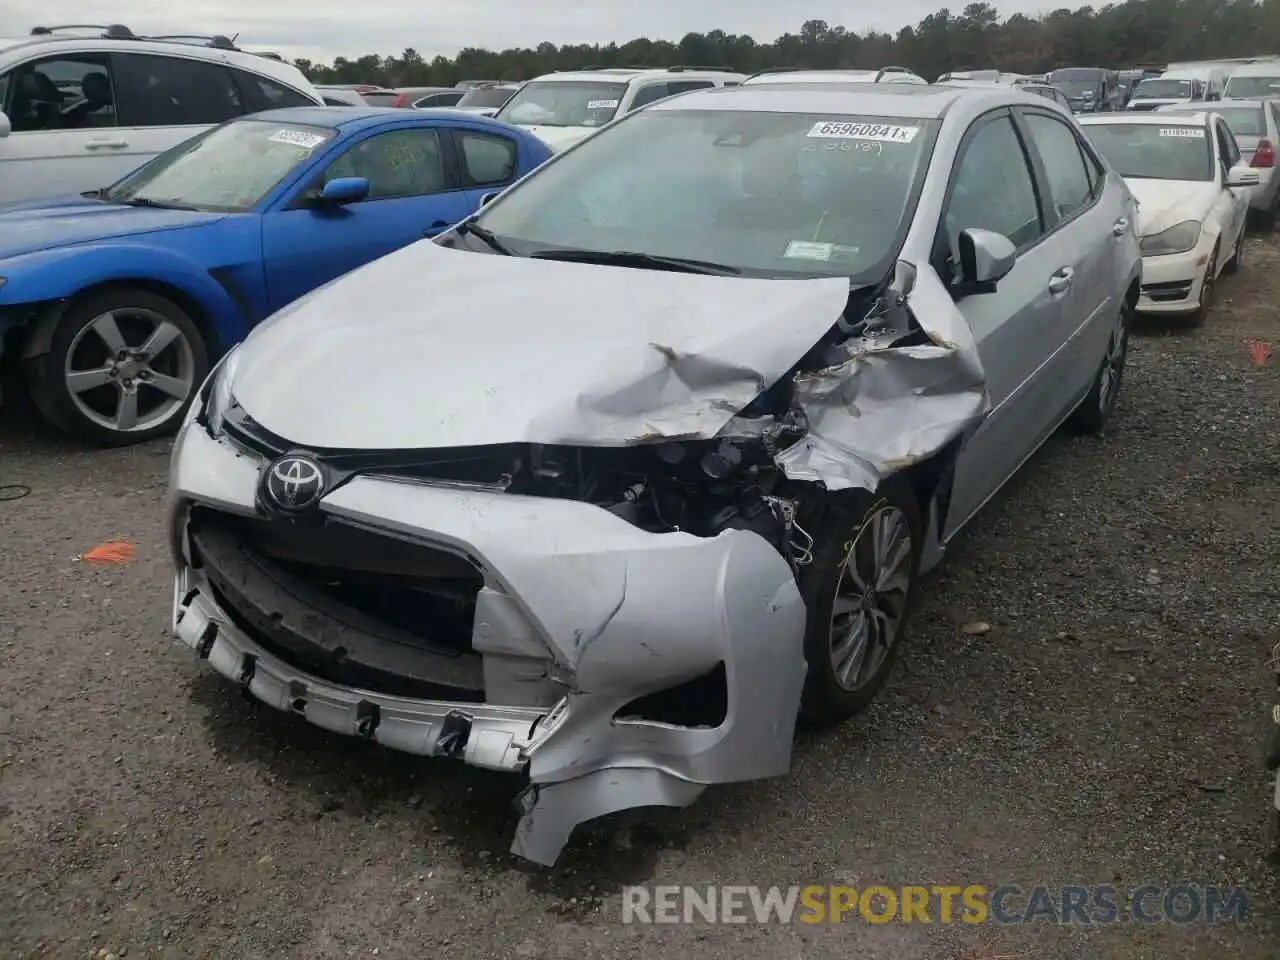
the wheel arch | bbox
[20,277,227,363]
[894,436,965,544]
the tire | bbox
[1257,200,1277,232]
[1067,296,1131,434]
[797,475,924,723]
[1223,227,1245,275]
[1186,246,1218,328]
[27,287,209,446]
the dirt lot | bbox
[1,236,1279,960]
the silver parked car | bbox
[167,82,1141,865]
[1158,97,1280,225]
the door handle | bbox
[85,139,128,150]
[1047,268,1074,295]
[1112,218,1128,236]
[423,220,450,237]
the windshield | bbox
[457,86,516,108]
[1083,123,1212,182]
[1134,78,1193,98]
[1225,76,1280,98]
[474,109,935,279]
[1052,78,1102,98]
[495,81,627,128]
[106,119,334,211]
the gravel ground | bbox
[1,235,1278,960]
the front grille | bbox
[1141,280,1194,303]
[186,505,487,700]
[222,405,521,487]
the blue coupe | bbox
[0,107,553,445]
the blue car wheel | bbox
[27,287,209,447]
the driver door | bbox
[260,125,469,311]
[938,110,1072,538]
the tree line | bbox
[294,0,1280,88]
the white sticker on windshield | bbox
[268,129,327,150]
[1159,127,1205,138]
[784,240,835,261]
[807,121,919,143]
[587,99,619,109]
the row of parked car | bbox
[314,80,520,113]
[4,21,1270,866]
[0,25,1266,447]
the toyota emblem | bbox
[263,456,325,512]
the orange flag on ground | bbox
[77,541,136,565]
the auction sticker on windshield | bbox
[807,121,919,143]
[1158,127,1205,138]
[268,129,328,150]
[587,99,619,109]
[784,241,835,261]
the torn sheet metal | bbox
[775,265,989,491]
[232,241,852,451]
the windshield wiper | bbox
[454,220,515,255]
[115,197,199,211]
[530,248,741,275]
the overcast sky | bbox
[4,1,1064,63]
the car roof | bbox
[648,82,1029,120]
[1229,61,1280,76]
[526,68,744,84]
[0,32,313,93]
[247,105,530,134]
[1079,111,1208,125]
[743,69,924,85]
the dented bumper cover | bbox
[169,424,807,865]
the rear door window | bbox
[231,71,316,111]
[625,83,673,112]
[111,53,244,126]
[666,80,716,95]
[454,129,518,186]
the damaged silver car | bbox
[167,82,1142,865]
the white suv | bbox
[0,24,323,204]
[493,66,746,151]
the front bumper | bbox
[1136,233,1215,315]
[167,423,809,864]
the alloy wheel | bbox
[828,504,914,692]
[64,307,197,434]
[1097,307,1129,415]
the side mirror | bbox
[954,228,1016,296]
[1228,165,1261,188]
[0,110,10,138]
[314,176,369,207]
[479,191,500,207]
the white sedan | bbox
[1079,111,1258,324]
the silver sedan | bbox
[167,82,1141,866]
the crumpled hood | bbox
[232,241,852,450]
[1125,178,1218,235]
[0,195,224,261]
